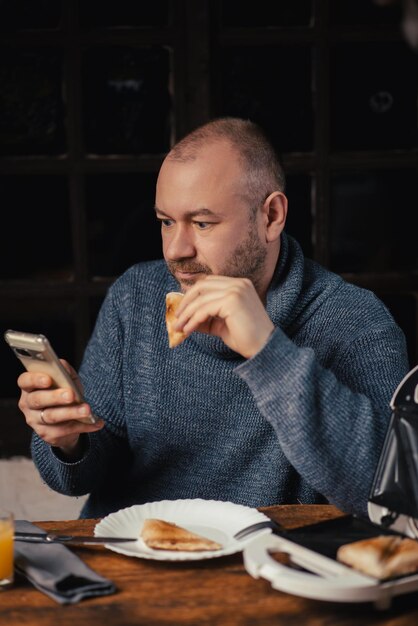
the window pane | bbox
[0,176,72,280]
[285,175,313,258]
[330,170,418,273]
[0,48,66,156]
[330,0,402,25]
[83,47,172,155]
[0,303,76,399]
[85,173,162,278]
[379,294,416,366]
[220,46,313,153]
[330,43,418,150]
[221,0,312,27]
[80,0,170,29]
[0,0,63,31]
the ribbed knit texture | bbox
[31,233,409,518]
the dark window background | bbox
[1,0,417,455]
[330,170,418,274]
[0,48,66,156]
[83,47,172,155]
[330,43,418,151]
[0,0,63,31]
[220,45,313,154]
[285,175,313,259]
[330,0,402,25]
[0,176,72,280]
[79,0,170,29]
[220,0,312,27]
[85,173,161,277]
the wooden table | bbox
[2,505,418,625]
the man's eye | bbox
[159,218,173,227]
[194,221,211,230]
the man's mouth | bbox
[176,270,202,278]
[175,271,206,285]
[167,262,210,284]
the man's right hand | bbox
[17,360,104,457]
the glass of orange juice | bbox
[0,511,14,588]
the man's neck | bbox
[257,242,281,303]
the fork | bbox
[233,519,283,541]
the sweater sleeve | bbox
[31,280,131,497]
[234,323,409,516]
[30,427,128,497]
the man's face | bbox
[155,141,268,294]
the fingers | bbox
[18,370,54,393]
[28,402,96,425]
[18,362,87,420]
[21,390,99,428]
[25,404,104,448]
[176,276,251,324]
[59,359,84,392]
[178,275,251,309]
[175,276,253,333]
[59,359,78,377]
[18,363,82,397]
[172,275,274,358]
[17,365,104,449]
[178,293,226,335]
[32,409,103,448]
[21,385,75,411]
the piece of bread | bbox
[166,292,187,348]
[337,534,418,580]
[141,518,222,551]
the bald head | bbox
[166,117,286,212]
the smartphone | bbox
[4,329,97,425]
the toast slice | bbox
[337,534,418,580]
[165,292,187,348]
[141,518,222,552]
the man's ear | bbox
[262,192,288,242]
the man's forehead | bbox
[160,141,242,180]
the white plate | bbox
[94,498,272,561]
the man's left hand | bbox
[175,276,275,359]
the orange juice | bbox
[0,515,14,586]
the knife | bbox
[14,531,138,545]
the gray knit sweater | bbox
[31,234,409,518]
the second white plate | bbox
[94,498,272,561]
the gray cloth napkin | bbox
[14,520,116,604]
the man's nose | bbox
[164,225,196,260]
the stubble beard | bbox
[167,224,267,294]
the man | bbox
[17,117,409,518]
